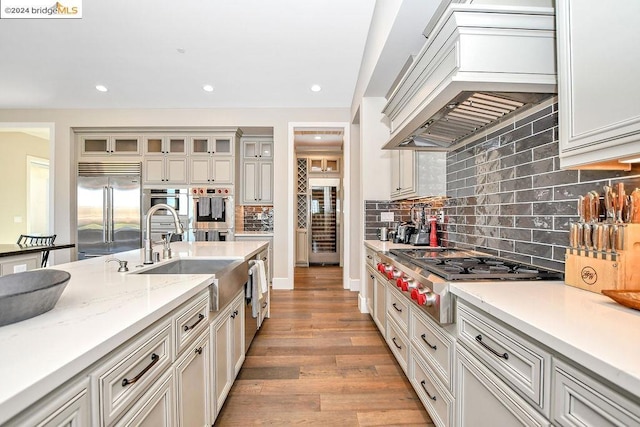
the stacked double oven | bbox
[142,187,234,242]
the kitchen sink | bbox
[135,258,249,312]
[135,259,239,275]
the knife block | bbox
[565,224,640,293]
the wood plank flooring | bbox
[215,266,434,426]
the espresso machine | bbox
[409,204,433,246]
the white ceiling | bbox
[0,0,375,109]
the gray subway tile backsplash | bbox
[364,103,640,272]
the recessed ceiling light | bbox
[314,136,322,140]
[310,84,322,92]
[95,85,108,92]
[203,85,214,92]
[177,48,186,54]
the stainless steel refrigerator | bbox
[77,163,142,259]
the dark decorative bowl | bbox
[0,269,71,326]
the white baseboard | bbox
[358,293,369,314]
[272,277,293,290]
[349,278,360,292]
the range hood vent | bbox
[399,91,551,149]
[383,5,557,151]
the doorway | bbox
[26,156,50,235]
[287,123,350,290]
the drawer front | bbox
[411,309,454,391]
[457,302,550,415]
[174,292,209,356]
[96,322,172,426]
[456,346,551,427]
[386,286,409,332]
[386,316,409,373]
[114,370,174,427]
[410,350,453,427]
[553,360,640,427]
[365,248,375,268]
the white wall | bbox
[0,132,49,243]
[0,107,349,286]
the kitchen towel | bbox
[211,197,224,219]
[198,196,211,216]
[254,260,268,295]
[248,263,260,319]
[207,230,220,241]
[195,229,206,241]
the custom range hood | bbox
[382,4,557,151]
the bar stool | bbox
[17,234,57,268]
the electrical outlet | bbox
[436,210,445,224]
[380,212,394,222]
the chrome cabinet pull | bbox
[420,380,437,401]
[392,337,402,349]
[392,303,402,312]
[183,313,205,331]
[121,353,159,387]
[475,334,509,360]
[421,333,437,350]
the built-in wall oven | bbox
[143,188,190,242]
[190,187,234,241]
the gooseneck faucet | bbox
[144,203,183,264]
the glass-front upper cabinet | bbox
[80,135,141,156]
[144,136,187,156]
[309,156,340,174]
[243,138,273,159]
[190,135,234,156]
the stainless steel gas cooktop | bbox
[390,248,564,281]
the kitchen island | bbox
[0,240,269,425]
[0,243,75,276]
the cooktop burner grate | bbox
[390,248,564,281]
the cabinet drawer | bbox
[457,301,551,416]
[410,350,453,427]
[386,316,409,373]
[386,286,409,332]
[95,321,172,426]
[553,360,640,427]
[456,345,551,427]
[411,308,454,392]
[114,370,174,427]
[365,248,375,268]
[174,292,209,356]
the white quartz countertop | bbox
[363,239,415,252]
[0,241,267,424]
[235,231,274,237]
[450,281,640,398]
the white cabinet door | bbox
[242,160,272,204]
[456,346,550,427]
[144,158,187,185]
[190,158,210,184]
[174,331,211,427]
[212,290,246,416]
[373,273,386,334]
[558,0,640,168]
[144,158,165,184]
[390,150,415,199]
[243,161,258,203]
[365,266,375,315]
[259,161,273,203]
[212,157,234,184]
[165,158,187,184]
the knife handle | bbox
[583,223,592,250]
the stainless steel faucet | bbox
[144,203,183,264]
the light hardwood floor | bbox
[215,266,434,426]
